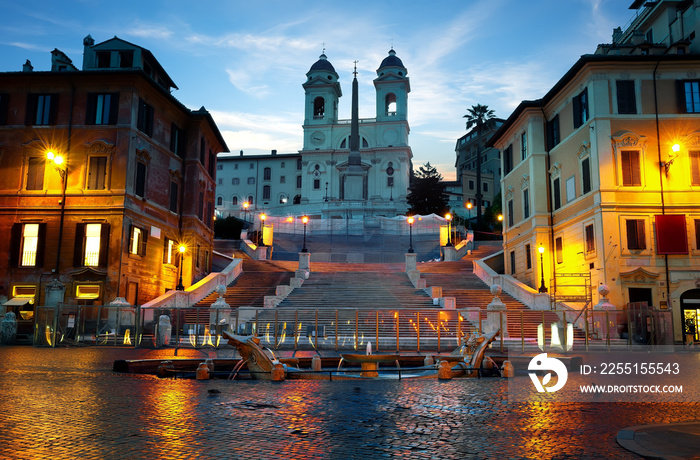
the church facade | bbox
[216,50,412,220]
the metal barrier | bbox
[32,304,674,351]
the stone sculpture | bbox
[0,312,17,345]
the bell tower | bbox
[302,53,341,150]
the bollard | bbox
[311,355,322,372]
[196,362,210,380]
[271,362,285,381]
[205,358,215,373]
[437,360,453,380]
[501,360,515,378]
[157,360,174,378]
[424,355,435,366]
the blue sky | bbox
[1,0,635,180]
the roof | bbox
[309,53,336,73]
[487,53,700,147]
[217,152,301,160]
[378,49,405,70]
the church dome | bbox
[309,53,336,72]
[378,49,405,70]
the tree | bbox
[407,162,449,216]
[463,104,496,226]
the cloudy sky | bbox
[1,0,636,179]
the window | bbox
[196,244,201,268]
[385,93,397,116]
[249,162,254,170]
[217,196,223,205]
[468,180,474,190]
[86,157,107,190]
[573,88,588,129]
[510,251,516,275]
[263,167,271,181]
[281,162,286,168]
[217,164,223,171]
[695,220,700,250]
[616,80,636,114]
[129,225,147,256]
[387,176,394,187]
[86,93,118,125]
[10,223,46,268]
[198,192,204,221]
[135,161,147,197]
[556,237,563,264]
[313,97,325,118]
[677,80,700,113]
[232,178,239,185]
[621,151,641,186]
[553,177,561,210]
[247,177,255,185]
[525,244,532,270]
[690,151,700,186]
[218,178,223,185]
[163,238,175,265]
[232,196,238,206]
[0,93,8,125]
[26,157,45,190]
[585,224,595,254]
[27,94,57,125]
[483,182,488,192]
[297,158,302,170]
[208,150,215,177]
[581,158,591,194]
[626,219,646,250]
[234,164,239,170]
[280,176,286,184]
[169,181,179,213]
[503,144,513,175]
[566,176,576,202]
[523,189,530,219]
[296,175,302,188]
[247,195,253,204]
[75,223,109,267]
[200,137,206,164]
[207,202,213,228]
[170,124,185,158]
[96,51,110,68]
[263,185,271,200]
[521,132,527,161]
[507,199,514,227]
[137,99,154,136]
[313,179,320,190]
[119,51,133,68]
[75,284,100,300]
[546,115,560,149]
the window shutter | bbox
[73,223,85,266]
[636,220,646,250]
[582,158,591,194]
[48,94,58,125]
[690,151,700,186]
[86,93,96,124]
[676,80,687,113]
[0,94,8,125]
[9,223,22,267]
[99,224,110,267]
[36,223,47,267]
[573,95,581,128]
[128,225,134,253]
[630,152,641,186]
[25,94,36,125]
[140,228,148,256]
[109,93,119,124]
[162,238,169,264]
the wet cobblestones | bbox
[0,346,698,459]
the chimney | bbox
[612,27,622,44]
[82,34,95,70]
[239,150,244,156]
[271,149,277,155]
[22,60,33,72]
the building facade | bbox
[0,35,227,324]
[491,0,700,342]
[216,49,413,220]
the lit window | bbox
[585,224,595,253]
[129,226,144,255]
[163,238,175,265]
[76,284,100,299]
[84,223,102,266]
[21,224,39,267]
[626,219,646,250]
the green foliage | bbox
[463,104,496,132]
[407,162,449,216]
[214,216,245,240]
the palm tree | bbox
[463,104,495,226]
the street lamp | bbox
[259,213,266,246]
[243,201,249,222]
[538,244,547,293]
[324,182,329,202]
[47,150,67,274]
[176,244,186,290]
[445,213,453,247]
[466,202,473,230]
[407,216,415,253]
[301,215,309,253]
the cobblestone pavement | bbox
[0,346,698,459]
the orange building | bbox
[0,35,228,328]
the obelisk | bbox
[344,61,364,200]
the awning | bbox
[3,297,32,307]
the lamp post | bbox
[176,244,186,290]
[538,245,547,293]
[407,216,415,253]
[259,213,266,246]
[47,150,67,275]
[445,213,453,247]
[301,215,309,253]
[324,182,329,202]
[466,202,473,230]
[243,201,249,222]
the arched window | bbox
[263,185,271,200]
[385,93,397,116]
[293,194,301,204]
[232,196,238,205]
[313,97,325,119]
[248,195,254,204]
[216,196,223,206]
[279,194,288,204]
[263,167,271,181]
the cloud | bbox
[6,41,46,52]
[209,110,302,154]
[125,21,174,40]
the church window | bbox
[263,186,270,200]
[340,138,347,149]
[263,167,271,181]
[293,195,301,205]
[362,138,369,148]
[385,93,397,116]
[313,179,320,190]
[313,97,325,119]
[297,158,302,170]
[296,175,302,188]
[217,196,223,206]
[232,196,238,205]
